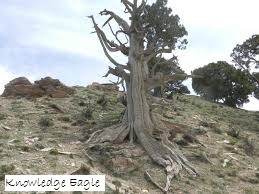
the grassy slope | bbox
[0,86,258,194]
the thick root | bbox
[139,131,198,193]
[86,119,198,193]
[87,123,128,144]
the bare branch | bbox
[107,23,129,56]
[103,66,130,82]
[133,0,138,7]
[100,9,130,32]
[88,15,128,71]
[151,54,162,77]
[145,47,172,63]
[144,73,189,91]
[121,0,133,14]
[108,23,123,45]
[109,77,126,92]
[121,0,134,8]
[137,0,147,11]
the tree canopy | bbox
[231,34,259,84]
[192,61,255,107]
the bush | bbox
[97,94,108,108]
[243,136,256,156]
[83,101,95,119]
[38,116,54,127]
[0,113,7,120]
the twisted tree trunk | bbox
[87,2,198,192]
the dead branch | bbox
[100,9,130,32]
[109,77,126,92]
[145,73,189,91]
[151,54,162,77]
[88,16,128,72]
[121,0,134,14]
[137,0,147,12]
[107,23,129,56]
[145,47,172,63]
[104,66,130,82]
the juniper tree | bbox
[192,61,255,107]
[231,34,259,85]
[88,0,197,192]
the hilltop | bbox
[0,83,259,194]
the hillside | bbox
[0,85,259,194]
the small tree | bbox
[88,0,197,192]
[231,34,259,85]
[192,61,255,107]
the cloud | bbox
[242,96,259,111]
[0,0,258,110]
[170,0,259,74]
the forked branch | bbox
[145,47,172,63]
[104,66,129,82]
[107,23,129,56]
[88,15,128,71]
[121,0,134,14]
[100,9,130,33]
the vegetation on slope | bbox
[0,86,258,193]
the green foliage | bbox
[143,0,188,50]
[38,116,54,127]
[231,34,259,70]
[149,56,190,97]
[0,113,7,120]
[192,61,255,107]
[81,102,95,119]
[0,164,15,180]
[231,35,259,87]
[254,72,259,99]
[97,94,108,108]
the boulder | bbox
[34,77,75,98]
[104,156,139,174]
[1,77,45,98]
[5,77,31,86]
[1,76,75,98]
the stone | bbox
[88,82,119,92]
[1,76,75,98]
[1,77,45,98]
[104,156,139,174]
[35,77,75,98]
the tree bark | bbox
[126,32,154,142]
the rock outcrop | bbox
[1,77,75,98]
[1,77,45,98]
[87,82,119,92]
[35,77,75,98]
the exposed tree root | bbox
[86,114,198,193]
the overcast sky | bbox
[0,0,258,110]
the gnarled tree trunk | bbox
[88,1,198,192]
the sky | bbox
[0,0,259,110]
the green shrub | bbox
[243,136,256,156]
[38,116,54,127]
[81,102,95,119]
[58,116,71,122]
[0,113,7,120]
